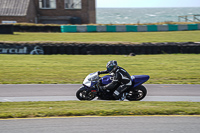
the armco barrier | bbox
[1,42,200,55]
[61,24,200,32]
[1,24,198,33]
[126,25,137,32]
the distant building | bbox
[0,0,96,24]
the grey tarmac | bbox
[0,85,200,133]
[0,116,200,133]
[0,84,200,102]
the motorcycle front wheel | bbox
[126,85,147,101]
[76,86,96,100]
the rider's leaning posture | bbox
[98,60,132,100]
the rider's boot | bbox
[113,86,128,100]
[119,93,128,101]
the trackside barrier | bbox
[0,25,13,34]
[5,24,199,32]
[61,24,200,32]
[1,42,200,55]
[13,25,61,32]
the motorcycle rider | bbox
[98,60,132,100]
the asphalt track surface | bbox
[0,84,200,133]
[0,84,200,102]
[0,116,200,133]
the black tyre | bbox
[76,86,96,100]
[126,85,147,101]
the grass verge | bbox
[0,54,200,84]
[0,31,200,42]
[0,101,199,119]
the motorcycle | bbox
[76,72,150,101]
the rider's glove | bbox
[97,71,100,75]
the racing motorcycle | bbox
[76,72,150,101]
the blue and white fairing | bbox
[83,72,99,87]
[83,72,150,88]
[100,75,150,87]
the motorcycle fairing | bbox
[83,72,99,87]
[83,81,97,89]
[131,75,150,87]
[101,75,112,85]
[101,75,149,88]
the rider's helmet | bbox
[106,60,118,73]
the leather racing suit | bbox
[98,66,132,99]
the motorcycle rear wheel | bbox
[76,86,96,100]
[126,85,147,101]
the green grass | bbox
[0,101,199,119]
[0,54,200,84]
[0,31,200,42]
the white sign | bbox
[0,46,44,55]
[0,47,27,54]
[2,21,17,24]
[30,46,44,55]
